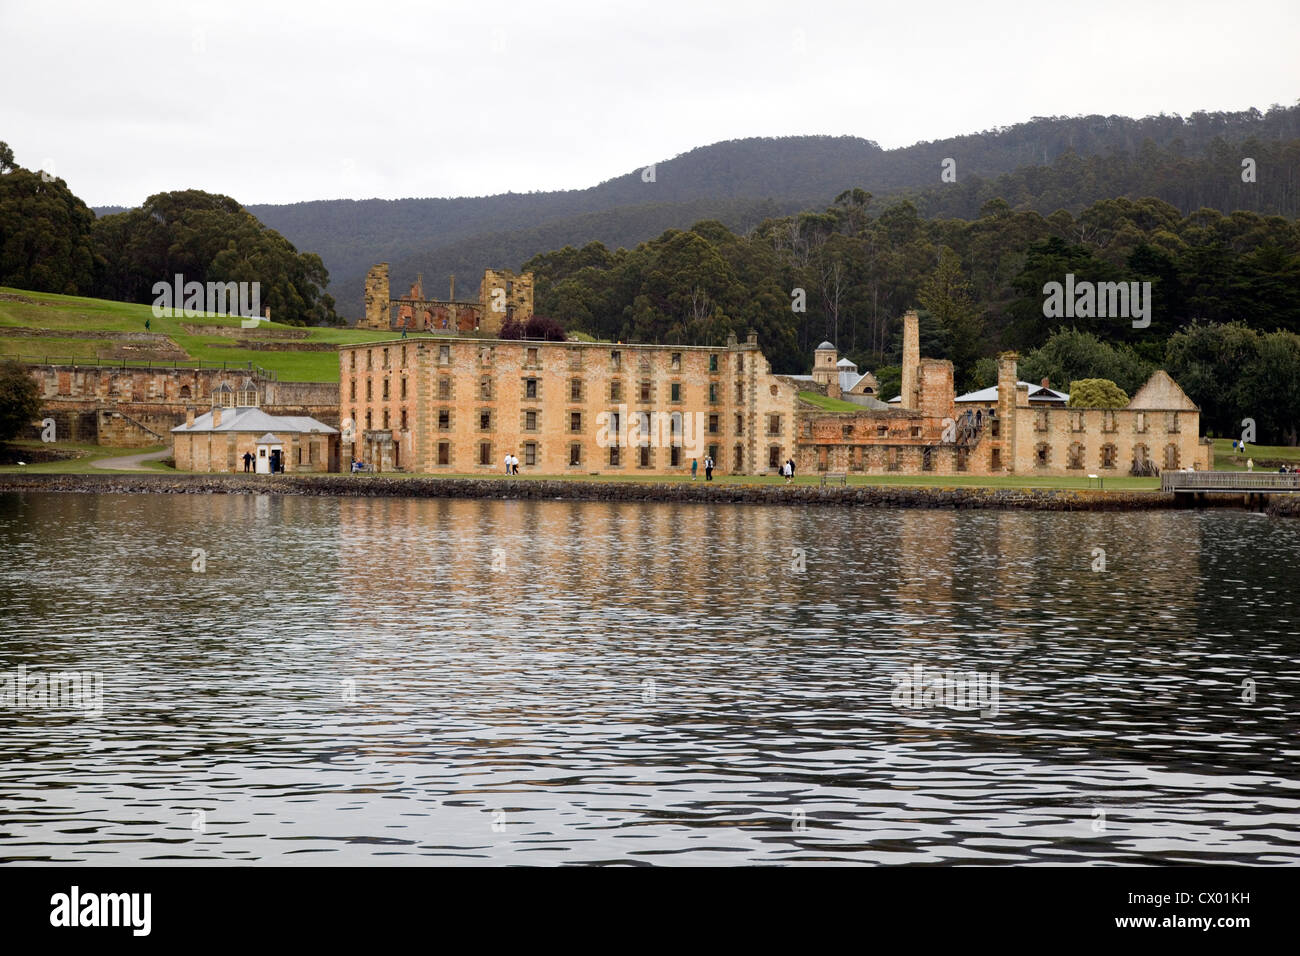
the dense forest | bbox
[0,145,341,326]
[520,190,1300,442]
[219,105,1298,316]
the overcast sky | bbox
[4,0,1297,207]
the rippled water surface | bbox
[1,492,1298,865]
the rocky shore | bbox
[0,472,1222,511]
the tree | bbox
[0,157,96,294]
[0,142,14,173]
[1066,378,1129,408]
[918,246,983,389]
[0,361,41,443]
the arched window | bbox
[1067,442,1085,469]
[1164,443,1180,470]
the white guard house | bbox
[255,433,285,474]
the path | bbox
[91,448,170,471]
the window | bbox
[480,410,491,430]
[401,346,406,367]
[708,414,719,434]
[735,414,743,434]
[1102,443,1117,468]
[671,352,681,370]
[439,377,451,399]
[382,348,389,369]
[670,446,680,466]
[439,345,450,364]
[525,378,538,399]
[1035,443,1050,467]
[769,446,781,469]
[567,348,582,370]
[366,380,373,401]
[1072,411,1086,433]
[438,409,450,430]
[524,443,536,466]
[990,448,1001,471]
[611,380,622,401]
[349,381,356,400]
[640,381,651,402]
[1164,443,1180,470]
[611,350,621,370]
[1035,409,1049,432]
[570,379,582,401]
[768,414,781,436]
[1166,412,1181,434]
[1067,442,1085,469]
[525,410,537,431]
[639,446,650,467]
[367,350,373,370]
[1136,412,1148,434]
[910,426,921,438]
[570,411,582,433]
[1102,411,1117,433]
[670,412,682,442]
[610,411,621,442]
[990,419,1001,438]
[671,383,681,402]
[382,410,390,429]
[956,448,969,472]
[737,355,744,372]
[365,411,372,430]
[480,378,491,400]
[609,446,620,466]
[708,384,717,403]
[877,426,888,438]
[479,346,493,365]
[709,354,718,372]
[400,378,407,400]
[922,447,934,472]
[734,444,743,470]
[708,443,718,464]
[437,442,449,465]
[569,444,581,466]
[479,442,491,465]
[736,382,744,403]
[382,379,390,400]
[350,352,356,370]
[842,424,854,439]
[526,347,538,366]
[400,409,407,430]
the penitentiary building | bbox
[338,331,801,475]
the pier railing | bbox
[1161,471,1300,492]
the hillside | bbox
[89,105,1300,322]
[0,288,394,381]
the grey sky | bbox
[4,0,1297,207]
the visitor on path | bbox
[1247,458,1254,472]
[504,453,512,475]
[691,458,698,480]
[782,461,792,483]
[704,456,714,481]
[787,458,796,479]
[510,454,519,475]
[242,451,253,473]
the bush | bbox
[1066,378,1129,408]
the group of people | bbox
[690,456,715,481]
[780,458,797,482]
[503,454,520,475]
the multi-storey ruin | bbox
[357,263,534,335]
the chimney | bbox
[1041,377,1049,388]
[746,329,758,346]
[900,309,920,409]
[449,273,455,301]
[185,406,195,428]
[212,405,222,428]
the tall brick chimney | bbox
[212,405,222,428]
[185,406,195,428]
[900,309,920,409]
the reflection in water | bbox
[0,492,1297,865]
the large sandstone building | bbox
[337,310,1210,477]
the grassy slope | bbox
[0,441,172,473]
[1212,438,1300,470]
[0,287,395,381]
[798,390,866,412]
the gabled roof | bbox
[173,407,338,435]
[256,433,283,445]
[836,357,857,368]
[953,381,1070,403]
[1127,370,1198,411]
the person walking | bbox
[691,458,698,481]
[704,456,714,481]
[787,457,796,479]
[510,454,519,475]
[242,451,253,473]
[782,460,792,484]
[1247,458,1254,472]
[504,453,512,475]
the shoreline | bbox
[0,471,1263,512]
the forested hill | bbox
[93,105,1300,319]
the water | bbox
[0,492,1297,865]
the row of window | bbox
[1036,441,1181,470]
[1036,409,1181,434]
[347,376,754,405]
[345,407,781,438]
[347,346,744,374]
[429,442,758,470]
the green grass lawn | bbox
[1211,437,1300,470]
[0,286,396,381]
[0,441,170,473]
[798,390,865,412]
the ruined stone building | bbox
[27,364,339,447]
[336,308,1210,478]
[338,332,798,475]
[357,263,534,335]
